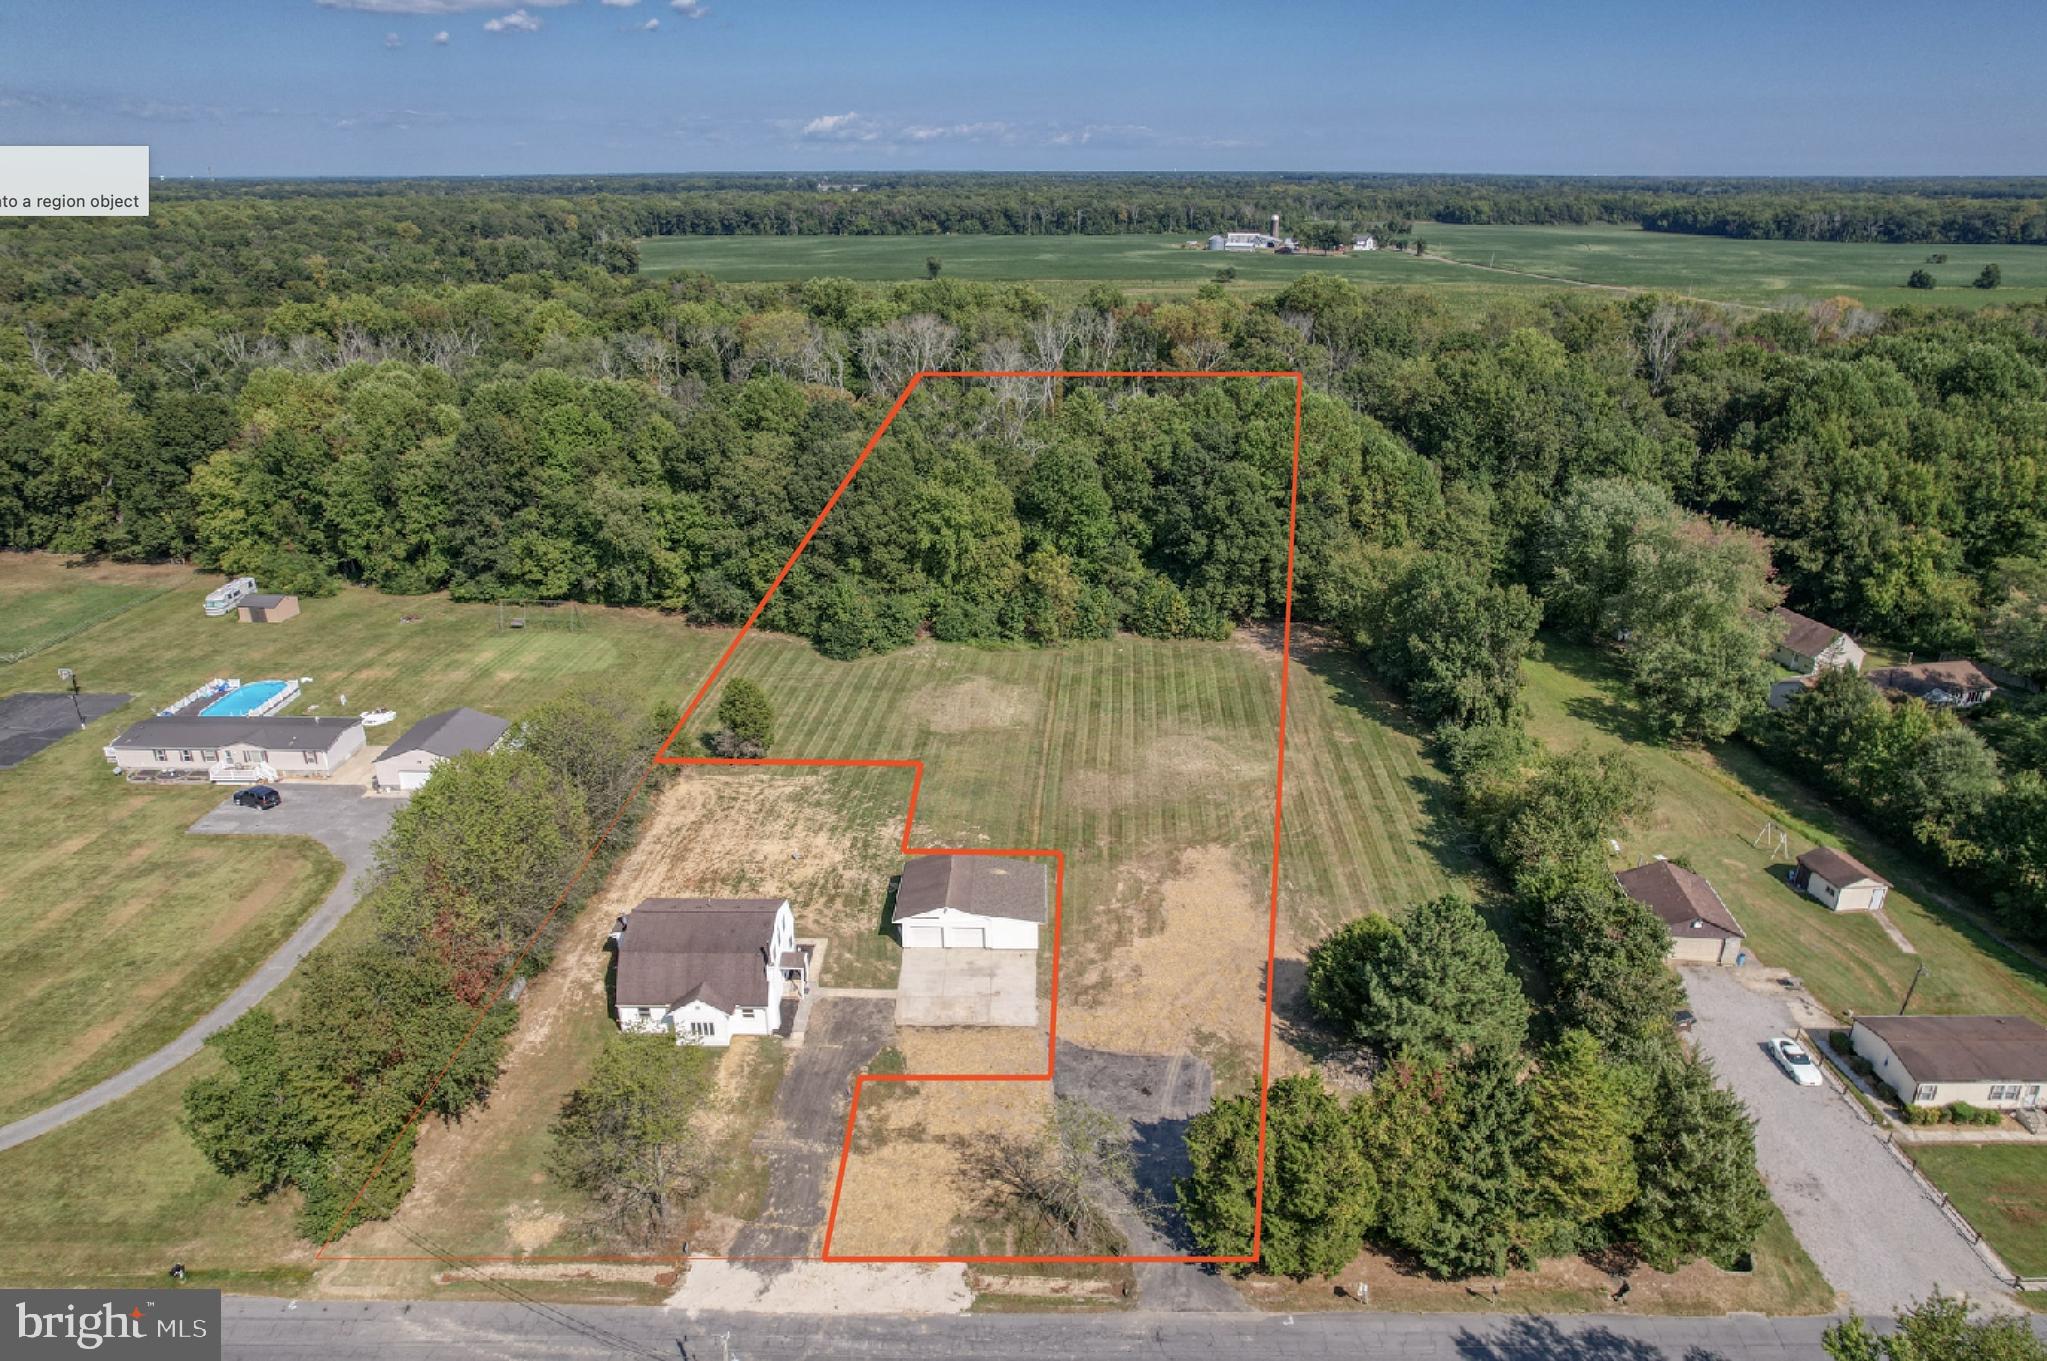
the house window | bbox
[151,749,168,762]
[635,1007,651,1022]
[1989,1084,2019,1102]
[302,751,319,765]
[1914,1084,1939,1103]
[201,749,218,761]
[180,749,194,762]
[687,1021,715,1038]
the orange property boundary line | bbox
[315,369,1304,1267]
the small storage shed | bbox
[1796,846,1891,913]
[892,854,1047,950]
[235,593,300,624]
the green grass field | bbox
[639,224,2047,310]
[0,553,1470,1287]
[1524,641,2047,1025]
[1910,1145,2047,1278]
[0,569,170,661]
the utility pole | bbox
[1899,961,1928,1015]
[56,667,84,728]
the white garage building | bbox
[892,854,1047,950]
[1796,845,1891,913]
[371,706,510,793]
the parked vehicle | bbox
[233,784,281,811]
[203,576,259,617]
[1768,1035,1823,1086]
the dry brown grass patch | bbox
[913,677,1039,734]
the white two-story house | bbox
[610,897,807,1047]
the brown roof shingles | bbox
[1858,1014,2047,1084]
[1773,606,1845,660]
[613,898,785,1013]
[892,855,1048,924]
[1615,860,1745,941]
[1798,846,1890,889]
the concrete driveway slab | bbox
[1681,966,2013,1314]
[895,948,1037,1027]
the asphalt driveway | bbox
[0,784,395,1153]
[729,996,894,1265]
[1680,966,2012,1314]
[895,949,1037,1027]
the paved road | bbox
[220,1295,1896,1360]
[1681,967,2012,1314]
[729,996,893,1264]
[0,785,395,1153]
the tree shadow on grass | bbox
[1539,639,1665,747]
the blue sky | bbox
[0,0,2039,177]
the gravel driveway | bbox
[1681,966,2013,1314]
[0,784,395,1153]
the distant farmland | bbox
[640,224,2047,309]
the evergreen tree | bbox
[1534,878,1684,1059]
[1521,1030,1643,1256]
[1627,1052,1771,1271]
[1345,894,1529,1062]
[1303,913,1400,1036]
[1351,1056,1454,1251]
[713,677,776,757]
[1412,1046,1529,1278]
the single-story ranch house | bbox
[1851,1014,2047,1111]
[105,715,365,783]
[893,854,1047,950]
[1865,659,1999,710]
[371,706,510,793]
[1615,858,1746,966]
[611,897,807,1047]
[1795,846,1891,913]
[1772,606,1865,675]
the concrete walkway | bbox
[0,785,395,1153]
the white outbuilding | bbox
[1795,846,1891,913]
[892,854,1047,950]
[371,706,510,793]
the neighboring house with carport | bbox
[610,897,807,1047]
[371,706,510,793]
[1615,857,1746,966]
[893,854,1047,949]
[104,714,364,783]
[1795,846,1891,913]
[1851,1014,2047,1111]
[1866,659,1999,710]
[1772,606,1864,675]
[235,593,300,624]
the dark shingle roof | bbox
[892,855,1048,924]
[1858,1014,2047,1084]
[380,707,510,762]
[239,594,293,609]
[1865,659,1997,701]
[1615,860,1745,941]
[1774,606,1845,660]
[613,898,784,1013]
[1798,846,1890,889]
[110,714,360,753]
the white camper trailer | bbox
[203,577,259,617]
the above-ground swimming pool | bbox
[200,679,292,717]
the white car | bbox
[1768,1036,1824,1087]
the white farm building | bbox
[892,854,1047,950]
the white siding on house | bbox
[1852,1021,2047,1110]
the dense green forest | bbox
[2,188,2045,950]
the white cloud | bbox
[482,8,542,32]
[801,111,878,140]
[601,0,643,6]
[670,0,709,17]
[902,120,1013,143]
[638,16,660,29]
[316,0,570,13]
[384,31,402,47]
[433,30,450,43]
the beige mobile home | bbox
[1851,1014,2047,1111]
[105,715,364,783]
